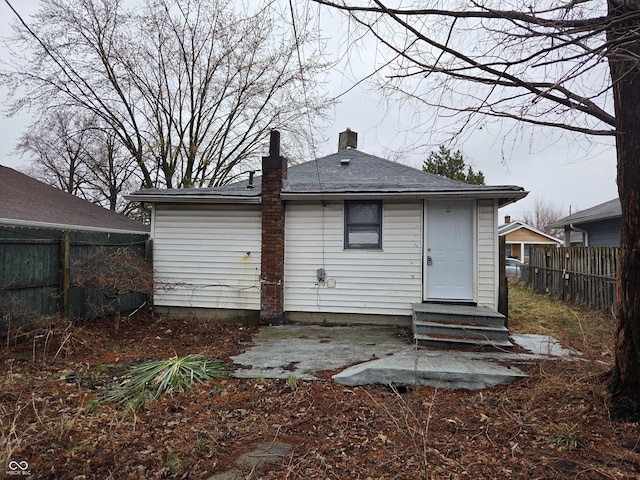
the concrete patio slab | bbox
[232,325,408,380]
[230,325,577,389]
[331,348,528,389]
[510,333,581,357]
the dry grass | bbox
[508,281,615,359]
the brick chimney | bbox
[260,131,287,325]
[338,128,357,151]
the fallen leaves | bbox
[1,316,638,479]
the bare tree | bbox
[17,111,141,212]
[81,127,142,213]
[314,0,640,417]
[3,0,330,203]
[17,111,93,199]
[522,198,566,238]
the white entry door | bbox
[424,200,474,301]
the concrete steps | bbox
[412,304,512,349]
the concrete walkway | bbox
[230,325,579,390]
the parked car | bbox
[505,257,527,279]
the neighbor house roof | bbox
[547,198,621,228]
[0,165,149,233]
[128,148,527,206]
[498,220,562,244]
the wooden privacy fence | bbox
[0,226,150,332]
[528,246,618,313]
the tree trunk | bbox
[607,0,640,418]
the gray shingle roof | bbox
[128,148,526,203]
[284,149,515,194]
[0,165,149,233]
[547,198,620,228]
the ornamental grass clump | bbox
[102,354,230,409]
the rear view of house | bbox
[128,130,527,341]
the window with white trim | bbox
[344,200,382,249]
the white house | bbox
[128,130,527,345]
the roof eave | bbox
[498,221,562,242]
[548,213,621,228]
[497,191,529,208]
[498,224,521,235]
[124,194,261,204]
[125,189,527,205]
[282,190,528,203]
[0,217,149,234]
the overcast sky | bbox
[0,1,619,222]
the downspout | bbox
[570,224,589,247]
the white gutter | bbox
[281,190,528,203]
[569,223,589,246]
[124,194,261,204]
[126,190,527,205]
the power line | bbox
[289,0,326,271]
[288,0,319,163]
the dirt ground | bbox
[1,304,639,479]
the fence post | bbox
[60,233,71,319]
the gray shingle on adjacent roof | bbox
[497,220,562,243]
[128,148,525,200]
[0,165,149,233]
[498,220,529,236]
[548,198,621,228]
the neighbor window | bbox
[344,200,382,249]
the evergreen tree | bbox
[423,146,485,185]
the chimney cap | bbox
[338,128,358,151]
[269,130,280,157]
[262,130,287,172]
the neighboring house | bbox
[547,198,621,247]
[0,165,149,322]
[128,129,528,334]
[0,165,149,234]
[498,217,562,263]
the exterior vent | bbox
[341,158,350,166]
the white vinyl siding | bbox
[477,199,497,309]
[152,204,261,310]
[284,201,422,316]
